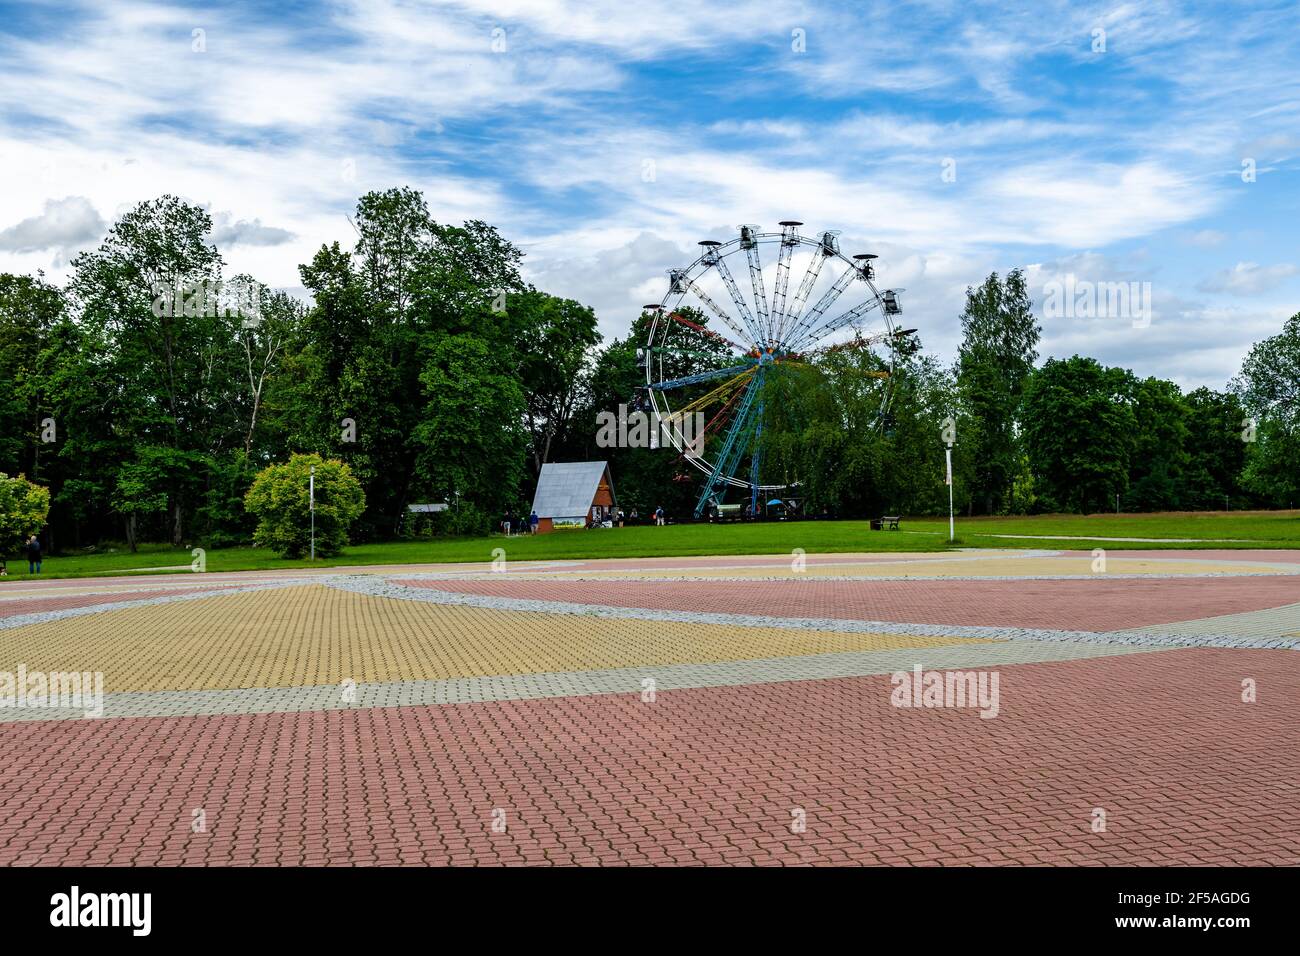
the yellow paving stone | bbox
[0,585,991,693]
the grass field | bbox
[908,510,1300,549]
[4,511,1298,582]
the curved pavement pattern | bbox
[0,548,1296,866]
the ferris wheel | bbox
[640,221,915,518]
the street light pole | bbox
[946,444,954,542]
[941,415,956,544]
[309,464,316,561]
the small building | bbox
[530,461,616,533]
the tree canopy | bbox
[0,190,1295,556]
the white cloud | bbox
[1198,261,1300,296]
[208,214,295,247]
[980,162,1218,248]
[1,0,1297,390]
[0,197,106,253]
[1185,229,1227,248]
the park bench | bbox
[882,515,901,531]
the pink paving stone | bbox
[1,576,283,594]
[399,575,1300,631]
[0,587,228,620]
[0,647,1294,866]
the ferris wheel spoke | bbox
[781,264,858,351]
[710,253,765,348]
[648,362,757,392]
[674,366,756,413]
[680,276,758,350]
[769,224,798,344]
[701,378,748,434]
[741,230,771,346]
[651,343,742,363]
[790,297,882,352]
[777,247,828,346]
[665,310,749,354]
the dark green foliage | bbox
[0,200,1294,554]
[1236,312,1300,507]
[956,269,1041,514]
[1022,356,1137,513]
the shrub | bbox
[432,502,492,537]
[243,454,365,558]
[0,473,50,555]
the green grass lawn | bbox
[907,510,1300,549]
[1,522,945,581]
[5,511,1298,582]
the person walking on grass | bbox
[529,511,539,534]
[26,534,41,574]
[655,505,665,527]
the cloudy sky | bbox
[1,0,1297,387]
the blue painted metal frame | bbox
[696,366,764,520]
[648,361,756,392]
[693,371,761,518]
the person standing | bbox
[655,505,665,526]
[26,534,42,574]
[529,510,539,534]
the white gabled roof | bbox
[531,461,611,519]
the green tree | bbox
[68,195,239,546]
[1183,387,1247,509]
[413,334,527,515]
[244,453,365,558]
[514,291,601,473]
[956,269,1041,514]
[273,191,532,535]
[111,456,170,552]
[1021,356,1136,512]
[0,473,50,556]
[0,274,65,481]
[1235,311,1300,507]
[880,352,970,516]
[1127,377,1190,511]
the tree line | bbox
[1,187,1296,554]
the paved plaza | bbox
[0,548,1296,865]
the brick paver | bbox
[0,647,1293,866]
[0,585,986,693]
[0,547,1295,866]
[0,586,227,620]
[412,575,1300,631]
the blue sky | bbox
[0,0,1297,387]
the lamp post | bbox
[309,464,316,561]
[946,444,954,542]
[941,416,956,543]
